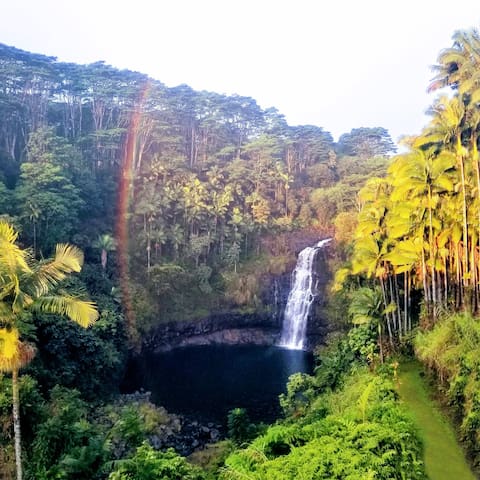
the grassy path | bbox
[397,361,476,480]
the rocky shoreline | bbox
[118,392,225,456]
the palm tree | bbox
[168,224,184,260]
[351,178,399,344]
[429,28,480,101]
[420,97,471,298]
[93,233,116,271]
[0,220,98,480]
[27,202,41,257]
[389,146,455,317]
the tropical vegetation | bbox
[1,26,480,480]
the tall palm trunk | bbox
[421,247,430,315]
[403,273,408,334]
[472,134,480,311]
[428,186,438,318]
[380,277,394,347]
[12,368,22,480]
[457,137,469,294]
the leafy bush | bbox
[27,386,107,480]
[221,370,425,480]
[108,443,206,480]
[227,408,256,446]
[314,336,356,391]
[348,324,378,361]
[279,373,318,417]
[30,304,127,401]
[104,400,176,458]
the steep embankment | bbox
[397,361,476,480]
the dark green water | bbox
[122,345,313,423]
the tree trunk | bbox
[380,278,394,347]
[457,139,469,292]
[428,187,437,318]
[32,222,36,258]
[101,249,107,271]
[12,368,23,480]
[421,248,431,316]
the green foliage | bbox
[342,29,480,340]
[337,127,397,158]
[347,324,378,361]
[313,337,356,392]
[28,386,107,480]
[15,128,86,252]
[0,42,400,335]
[106,402,172,456]
[0,180,13,215]
[397,361,476,480]
[31,386,87,461]
[0,40,452,480]
[108,443,206,480]
[415,313,480,465]
[188,441,235,480]
[0,374,44,448]
[227,408,257,446]
[30,305,126,400]
[222,369,425,480]
[279,373,318,418]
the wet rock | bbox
[145,311,282,353]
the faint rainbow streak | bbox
[116,81,151,345]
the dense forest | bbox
[1,27,480,480]
[0,41,395,336]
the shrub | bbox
[108,443,205,480]
[227,408,256,446]
[221,366,426,479]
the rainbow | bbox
[115,81,152,347]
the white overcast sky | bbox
[2,0,480,142]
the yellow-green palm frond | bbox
[30,244,84,297]
[0,328,36,372]
[53,244,84,271]
[0,220,19,245]
[0,221,31,277]
[32,294,98,328]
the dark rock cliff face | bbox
[264,273,291,324]
[305,243,333,350]
[144,311,282,352]
[145,242,334,353]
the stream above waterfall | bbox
[121,344,313,424]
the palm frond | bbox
[32,295,99,328]
[30,244,84,296]
[0,221,30,277]
[0,221,18,244]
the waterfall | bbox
[279,239,331,350]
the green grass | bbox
[397,360,476,480]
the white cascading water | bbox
[279,239,331,350]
